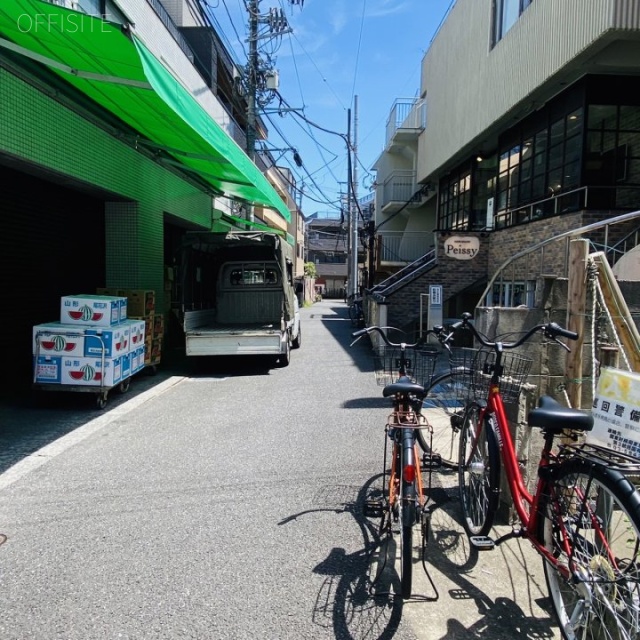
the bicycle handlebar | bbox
[351,325,447,349]
[451,312,578,350]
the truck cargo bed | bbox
[184,311,283,356]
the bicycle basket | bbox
[372,346,438,387]
[471,349,533,404]
[447,347,477,374]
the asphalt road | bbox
[0,300,560,639]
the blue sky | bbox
[207,0,455,218]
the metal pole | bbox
[247,0,258,161]
[244,0,258,227]
[347,109,354,297]
[353,96,359,296]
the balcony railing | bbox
[386,99,426,147]
[377,231,433,265]
[380,171,421,212]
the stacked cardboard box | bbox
[33,294,146,386]
[97,288,162,367]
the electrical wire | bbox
[349,0,367,107]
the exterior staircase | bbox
[368,248,437,301]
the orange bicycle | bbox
[454,312,640,639]
[352,325,444,599]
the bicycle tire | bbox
[398,436,417,599]
[458,402,500,537]
[417,369,473,467]
[538,459,640,640]
[348,304,359,327]
[400,518,413,599]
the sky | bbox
[205,0,455,219]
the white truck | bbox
[175,230,301,366]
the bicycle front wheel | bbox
[538,460,640,640]
[458,402,500,537]
[417,369,472,467]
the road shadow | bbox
[424,476,558,640]
[279,473,409,639]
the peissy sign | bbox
[443,236,480,260]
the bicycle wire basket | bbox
[372,345,439,387]
[447,347,477,373]
[470,348,533,404]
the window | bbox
[438,168,471,230]
[586,104,640,186]
[225,264,280,287]
[492,0,535,45]
[488,281,536,307]
[494,107,584,227]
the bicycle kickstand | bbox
[419,507,440,601]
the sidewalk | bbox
[406,465,561,639]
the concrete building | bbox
[306,215,348,299]
[369,0,640,333]
[0,0,298,390]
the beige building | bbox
[370,0,640,331]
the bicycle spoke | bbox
[541,464,640,640]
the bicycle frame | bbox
[474,368,609,579]
[386,406,425,515]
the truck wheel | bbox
[278,338,291,367]
[292,325,301,349]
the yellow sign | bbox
[587,367,640,459]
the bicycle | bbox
[348,295,365,328]
[416,345,475,468]
[453,312,640,640]
[352,325,443,599]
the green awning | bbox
[0,0,291,222]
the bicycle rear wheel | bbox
[538,460,640,640]
[458,402,500,537]
[417,369,472,467]
[398,443,417,599]
[349,303,362,327]
[399,496,413,599]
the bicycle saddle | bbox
[382,376,426,399]
[528,395,594,433]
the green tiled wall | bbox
[0,66,214,309]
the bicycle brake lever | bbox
[554,338,571,353]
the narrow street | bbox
[0,300,558,639]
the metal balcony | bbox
[385,98,426,150]
[380,171,422,214]
[377,231,433,267]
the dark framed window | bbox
[438,168,471,230]
[493,107,584,227]
[492,0,535,46]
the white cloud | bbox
[368,0,410,18]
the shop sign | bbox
[587,367,640,460]
[443,236,480,260]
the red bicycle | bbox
[454,312,640,640]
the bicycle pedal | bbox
[422,452,442,469]
[364,500,384,518]
[469,535,495,550]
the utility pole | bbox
[346,108,354,298]
[347,96,360,295]
[246,0,258,161]
[242,0,299,226]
